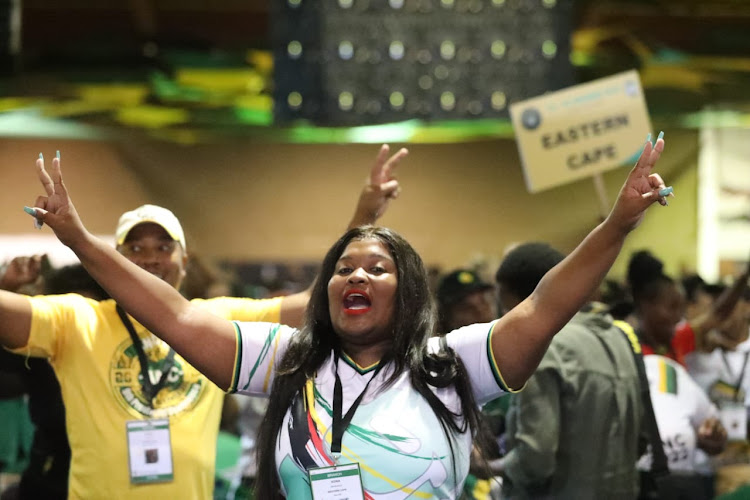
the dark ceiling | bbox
[3,0,750,143]
[18,1,750,62]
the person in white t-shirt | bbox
[638,354,726,499]
[686,291,750,417]
[640,355,725,469]
[24,135,671,498]
[685,289,750,495]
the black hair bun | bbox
[627,250,665,296]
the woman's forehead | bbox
[340,237,392,259]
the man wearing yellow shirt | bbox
[0,145,406,499]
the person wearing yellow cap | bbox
[0,144,407,500]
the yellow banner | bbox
[510,70,652,193]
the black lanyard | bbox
[116,305,176,408]
[331,352,384,454]
[721,350,750,403]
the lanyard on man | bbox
[116,305,176,407]
[116,305,177,484]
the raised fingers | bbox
[630,134,664,180]
[50,156,68,198]
[369,144,408,186]
[646,137,665,172]
[638,136,664,176]
[380,147,408,183]
[369,144,391,186]
[36,155,55,197]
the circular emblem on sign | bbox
[521,108,542,130]
[110,336,205,419]
[624,80,638,97]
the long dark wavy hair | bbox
[254,226,488,498]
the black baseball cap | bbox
[437,269,494,307]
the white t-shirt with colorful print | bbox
[639,354,719,473]
[230,321,511,499]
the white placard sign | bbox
[510,70,652,193]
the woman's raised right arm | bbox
[26,154,238,389]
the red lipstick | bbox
[343,289,372,315]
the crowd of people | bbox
[1,135,750,500]
[434,255,750,500]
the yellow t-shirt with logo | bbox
[12,294,281,500]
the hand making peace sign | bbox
[608,133,671,234]
[348,144,408,228]
[25,153,88,249]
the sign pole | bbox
[592,173,610,221]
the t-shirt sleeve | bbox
[229,321,296,396]
[193,296,283,323]
[8,294,94,360]
[438,321,516,406]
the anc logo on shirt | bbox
[110,335,205,419]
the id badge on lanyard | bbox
[117,305,177,484]
[308,463,366,500]
[307,353,381,499]
[718,351,750,441]
[719,401,748,442]
[126,419,174,484]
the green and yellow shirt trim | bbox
[487,321,524,393]
[229,322,282,393]
[341,352,380,374]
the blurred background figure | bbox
[437,269,497,334]
[684,276,750,496]
[182,253,237,301]
[682,274,714,325]
[637,353,726,500]
[219,395,268,500]
[435,268,501,500]
[627,251,749,496]
[627,251,749,366]
[0,258,108,500]
[492,241,643,500]
[599,278,636,323]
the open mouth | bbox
[343,290,372,315]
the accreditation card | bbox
[308,462,365,500]
[719,402,748,442]
[126,419,174,484]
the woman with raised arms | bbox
[24,136,668,499]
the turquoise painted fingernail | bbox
[56,150,60,159]
[39,153,43,160]
[657,131,664,141]
[658,186,673,197]
[645,133,652,144]
[23,206,36,217]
